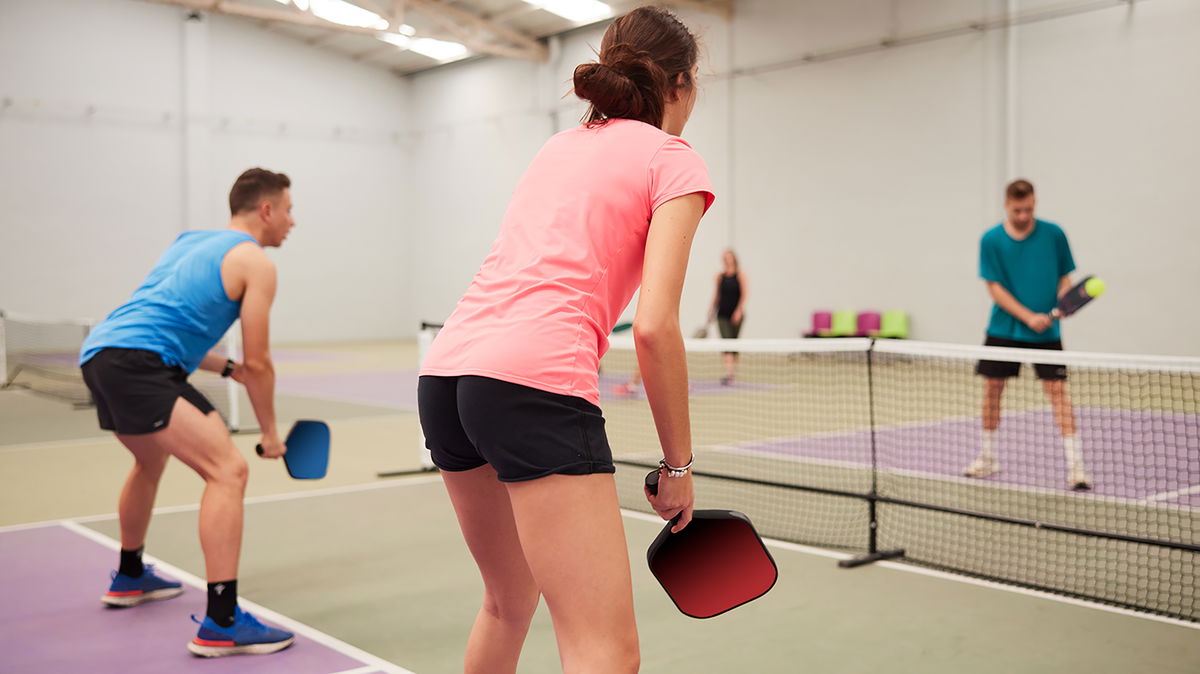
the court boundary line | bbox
[57,520,416,674]
[1144,484,1200,504]
[4,474,1193,636]
[620,508,1200,631]
[0,475,444,533]
[708,440,1200,513]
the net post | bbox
[838,339,905,569]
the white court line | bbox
[0,474,444,533]
[1143,484,1200,503]
[329,667,384,674]
[0,435,118,453]
[621,508,1200,631]
[7,473,1195,640]
[57,520,416,674]
[708,441,1200,513]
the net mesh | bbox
[1,311,241,430]
[601,336,1200,621]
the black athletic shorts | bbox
[975,336,1068,381]
[81,348,216,434]
[417,375,615,482]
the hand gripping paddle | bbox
[256,420,330,480]
[644,469,778,618]
[1052,275,1106,319]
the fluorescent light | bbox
[376,33,468,63]
[378,33,411,49]
[272,0,310,11]
[398,23,416,37]
[522,0,612,24]
[274,0,388,30]
[409,38,469,62]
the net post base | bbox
[377,467,439,478]
[837,548,905,569]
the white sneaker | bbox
[964,456,999,478]
[1068,463,1093,491]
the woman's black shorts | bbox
[81,348,216,435]
[417,375,615,482]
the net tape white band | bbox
[606,335,1200,374]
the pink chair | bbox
[804,311,832,337]
[856,311,881,337]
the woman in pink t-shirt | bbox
[418,8,714,672]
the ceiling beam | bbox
[137,0,547,62]
[405,0,547,61]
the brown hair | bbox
[1005,179,1035,201]
[573,6,699,129]
[229,168,291,216]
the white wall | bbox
[3,0,1197,354]
[0,0,409,341]
[405,0,1200,356]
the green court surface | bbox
[2,340,1199,673]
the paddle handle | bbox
[255,444,264,456]
[644,470,683,527]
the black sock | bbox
[118,547,144,578]
[206,580,238,628]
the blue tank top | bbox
[80,230,259,372]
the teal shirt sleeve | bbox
[979,233,1000,283]
[1056,226,1076,277]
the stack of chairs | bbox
[804,310,908,338]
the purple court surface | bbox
[0,524,389,674]
[598,372,778,402]
[275,371,776,411]
[276,370,419,410]
[718,407,1200,507]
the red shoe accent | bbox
[193,638,236,647]
[105,590,144,597]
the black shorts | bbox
[417,375,615,482]
[81,348,216,435]
[975,336,1068,381]
[717,316,742,339]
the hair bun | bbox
[573,43,668,124]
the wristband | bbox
[659,455,693,478]
[220,359,236,378]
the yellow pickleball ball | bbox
[1085,277,1106,298]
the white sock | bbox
[1063,436,1083,468]
[980,430,997,462]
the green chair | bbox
[823,309,857,337]
[872,310,909,339]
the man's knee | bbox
[210,453,249,488]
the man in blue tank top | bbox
[964,179,1091,491]
[79,168,296,656]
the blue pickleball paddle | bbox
[256,420,330,479]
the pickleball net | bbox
[1,309,245,431]
[599,335,1199,622]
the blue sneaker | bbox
[102,564,183,607]
[188,606,295,657]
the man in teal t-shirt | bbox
[965,179,1092,490]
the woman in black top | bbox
[709,249,746,384]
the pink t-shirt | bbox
[421,118,715,406]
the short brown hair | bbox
[1005,179,1034,201]
[573,7,699,129]
[229,168,291,216]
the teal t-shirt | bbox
[979,219,1075,343]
